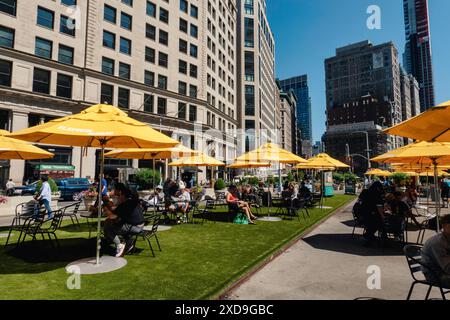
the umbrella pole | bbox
[96,145,105,266]
[433,160,441,232]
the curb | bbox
[218,198,357,300]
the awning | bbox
[35,164,75,171]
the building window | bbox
[190,24,198,38]
[179,18,188,33]
[244,51,254,81]
[144,70,154,86]
[144,94,153,113]
[146,24,156,40]
[101,57,115,75]
[118,88,130,109]
[33,68,51,94]
[189,85,197,98]
[0,0,17,16]
[103,30,116,49]
[35,37,53,59]
[189,105,197,122]
[159,8,169,23]
[179,60,187,74]
[190,44,198,58]
[121,12,132,30]
[190,5,198,19]
[0,25,14,48]
[104,5,117,23]
[158,75,167,90]
[121,0,133,7]
[180,0,188,13]
[190,64,197,78]
[159,30,168,46]
[56,73,72,99]
[146,1,156,18]
[62,0,77,6]
[119,62,130,80]
[145,47,155,63]
[60,15,76,36]
[157,97,166,115]
[158,52,168,68]
[0,59,12,87]
[58,44,74,65]
[119,37,132,55]
[245,85,255,116]
[100,83,114,104]
[37,7,54,29]
[178,81,187,95]
[244,0,254,15]
[244,18,254,48]
[178,102,186,119]
[179,39,187,53]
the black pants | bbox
[363,212,384,241]
[104,219,143,246]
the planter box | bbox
[0,196,59,217]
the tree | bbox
[135,169,161,190]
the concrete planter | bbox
[83,199,96,211]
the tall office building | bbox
[279,75,312,142]
[237,0,276,152]
[403,0,435,111]
[323,40,404,174]
[0,0,238,185]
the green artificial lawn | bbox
[0,195,355,300]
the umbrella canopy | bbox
[295,153,350,170]
[383,100,450,142]
[227,162,271,169]
[0,130,54,160]
[7,104,179,149]
[365,168,392,177]
[235,143,307,164]
[104,145,197,160]
[371,141,450,166]
[169,153,225,167]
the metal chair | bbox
[19,209,65,248]
[403,245,449,300]
[134,214,161,258]
[62,201,81,229]
[5,201,42,247]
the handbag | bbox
[233,212,249,225]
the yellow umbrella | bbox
[295,153,350,170]
[0,130,54,160]
[227,162,271,169]
[105,145,198,187]
[383,100,450,142]
[235,143,307,164]
[7,104,178,266]
[365,169,392,177]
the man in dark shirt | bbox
[103,183,144,257]
[299,181,312,199]
[360,181,385,245]
[385,191,409,239]
[422,215,450,288]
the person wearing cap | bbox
[169,185,191,224]
[421,214,450,288]
[145,185,165,208]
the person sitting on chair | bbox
[144,185,165,209]
[226,185,257,224]
[103,183,145,257]
[421,214,450,288]
[168,186,191,224]
[384,191,410,240]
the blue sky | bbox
[267,0,450,142]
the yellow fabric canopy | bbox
[235,143,307,164]
[169,153,225,167]
[365,168,392,177]
[0,130,54,160]
[295,153,350,170]
[227,162,271,169]
[383,100,450,142]
[105,145,197,160]
[7,104,179,149]
[371,141,450,166]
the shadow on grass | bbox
[0,237,98,274]
[302,233,405,257]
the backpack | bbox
[233,212,249,225]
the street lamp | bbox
[353,131,371,170]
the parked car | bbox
[54,178,92,201]
[14,181,38,196]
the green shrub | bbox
[391,172,410,187]
[343,173,358,182]
[248,176,260,186]
[266,175,276,185]
[333,173,345,184]
[135,169,161,190]
[36,178,59,194]
[215,178,226,190]
[287,172,294,182]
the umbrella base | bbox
[0,233,10,238]
[144,225,172,232]
[66,256,127,275]
[257,216,282,222]
[315,206,333,209]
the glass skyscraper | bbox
[280,75,312,141]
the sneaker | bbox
[115,243,126,257]
[47,214,53,220]
[182,215,188,223]
[124,239,135,255]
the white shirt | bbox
[6,181,15,189]
[39,181,52,202]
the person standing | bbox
[5,179,15,196]
[35,176,52,219]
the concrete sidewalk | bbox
[226,201,447,300]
